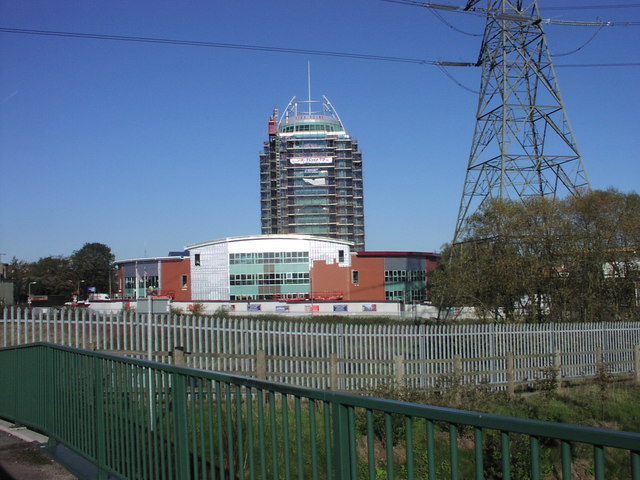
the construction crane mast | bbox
[453,0,591,242]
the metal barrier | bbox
[1,342,639,480]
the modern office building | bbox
[114,235,440,306]
[259,96,365,251]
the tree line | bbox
[6,242,115,304]
[431,189,640,322]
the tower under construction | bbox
[260,96,365,251]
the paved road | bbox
[0,422,76,480]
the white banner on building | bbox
[290,156,333,165]
[303,177,327,186]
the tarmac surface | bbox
[0,421,77,480]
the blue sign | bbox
[333,305,348,312]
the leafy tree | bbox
[433,190,639,322]
[28,256,75,297]
[70,243,115,295]
[7,257,29,303]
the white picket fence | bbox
[2,308,639,391]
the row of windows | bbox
[292,169,329,177]
[294,225,330,234]
[293,215,330,224]
[229,251,309,265]
[384,270,427,282]
[279,123,342,133]
[230,273,310,286]
[385,289,427,302]
[124,276,159,289]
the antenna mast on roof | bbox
[307,61,312,115]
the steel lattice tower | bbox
[453,0,591,242]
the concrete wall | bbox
[86,299,479,321]
[0,282,14,306]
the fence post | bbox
[256,350,266,379]
[596,347,604,377]
[553,350,562,392]
[506,352,515,397]
[173,346,186,367]
[453,355,462,386]
[330,354,339,391]
[634,345,640,385]
[394,355,405,387]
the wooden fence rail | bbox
[165,346,640,393]
[2,308,640,391]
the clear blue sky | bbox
[1,1,638,263]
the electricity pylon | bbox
[453,0,591,242]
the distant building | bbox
[114,235,440,304]
[260,96,365,251]
[114,253,191,301]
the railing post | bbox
[172,372,191,479]
[94,356,107,480]
[256,349,266,379]
[394,355,405,387]
[634,345,640,385]
[330,354,339,391]
[506,352,515,397]
[553,350,562,392]
[332,400,354,480]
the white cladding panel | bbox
[190,242,229,301]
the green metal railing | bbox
[1,343,639,480]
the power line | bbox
[543,4,640,11]
[555,63,640,68]
[0,27,437,66]
[552,24,605,57]
[1,27,637,68]
[382,0,640,25]
[428,8,482,36]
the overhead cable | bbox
[552,24,605,57]
[0,27,637,68]
[382,0,640,26]
[0,27,437,65]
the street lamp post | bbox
[28,281,37,305]
[77,280,85,301]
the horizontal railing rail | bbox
[1,342,639,479]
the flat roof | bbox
[357,251,441,258]
[114,256,188,265]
